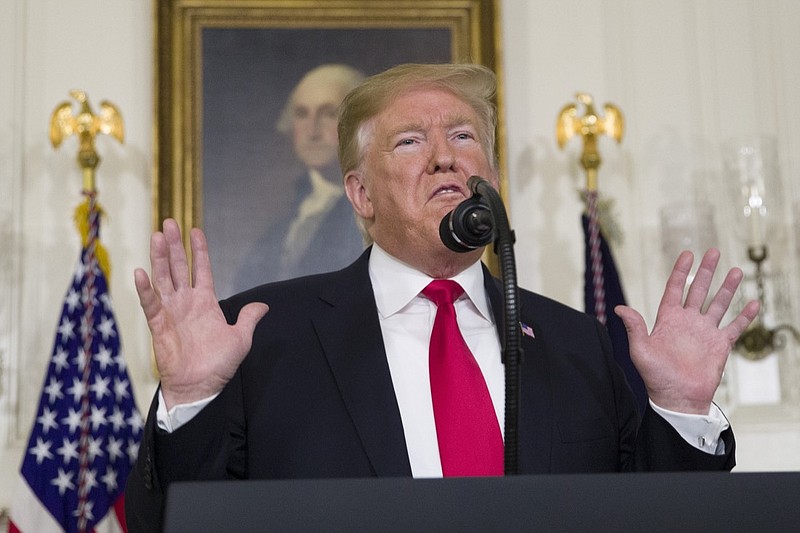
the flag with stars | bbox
[9,196,141,533]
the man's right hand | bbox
[134,219,269,410]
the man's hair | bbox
[337,63,498,177]
[276,63,366,134]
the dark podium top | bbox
[163,472,800,532]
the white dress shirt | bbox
[157,244,729,469]
[368,244,504,477]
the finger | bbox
[149,230,174,297]
[657,250,694,315]
[614,305,648,356]
[684,248,720,310]
[189,227,214,290]
[724,299,760,343]
[233,303,270,355]
[163,219,191,290]
[234,302,270,340]
[134,267,160,321]
[703,266,744,326]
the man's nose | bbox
[426,136,456,173]
[308,115,324,137]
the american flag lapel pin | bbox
[520,322,535,338]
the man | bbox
[126,63,759,531]
[235,63,366,291]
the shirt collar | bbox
[368,243,493,322]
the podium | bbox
[163,472,800,532]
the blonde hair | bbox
[337,63,498,176]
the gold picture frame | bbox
[155,0,504,296]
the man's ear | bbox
[344,170,373,219]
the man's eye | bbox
[397,138,416,146]
[319,106,338,120]
[455,132,474,140]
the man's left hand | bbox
[615,248,760,415]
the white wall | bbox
[2,0,799,513]
[502,0,800,471]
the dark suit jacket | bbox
[125,248,734,532]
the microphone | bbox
[439,177,495,252]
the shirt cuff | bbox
[649,400,729,455]
[155,389,219,433]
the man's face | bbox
[345,86,498,274]
[291,78,349,170]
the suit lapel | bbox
[309,256,558,477]
[483,269,554,473]
[313,250,412,477]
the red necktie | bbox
[422,280,504,477]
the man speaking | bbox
[126,63,759,531]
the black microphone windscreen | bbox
[439,213,474,253]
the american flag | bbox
[9,197,141,533]
[519,322,535,339]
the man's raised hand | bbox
[615,249,759,414]
[134,219,268,409]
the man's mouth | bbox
[430,183,466,199]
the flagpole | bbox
[555,93,648,414]
[9,89,139,533]
[556,93,624,323]
[50,91,124,533]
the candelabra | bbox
[723,137,799,360]
[735,244,800,360]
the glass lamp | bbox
[722,137,798,360]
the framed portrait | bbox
[155,0,504,297]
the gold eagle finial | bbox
[49,90,124,191]
[556,92,624,191]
